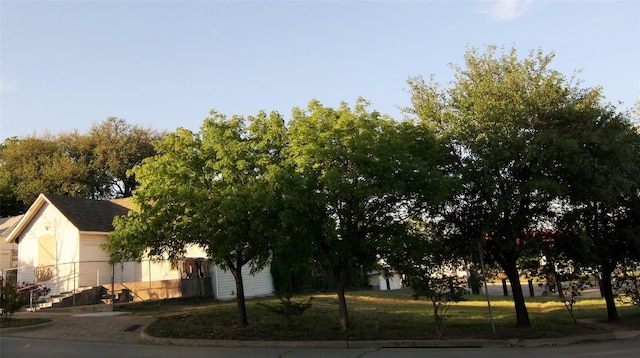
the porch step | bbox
[28,286,105,311]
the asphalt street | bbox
[2,335,640,358]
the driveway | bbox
[2,310,156,344]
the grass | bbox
[119,288,640,341]
[0,317,51,329]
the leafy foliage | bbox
[412,275,467,337]
[614,263,640,307]
[0,117,161,216]
[386,222,467,336]
[105,110,288,327]
[257,293,313,327]
[549,106,640,322]
[287,98,450,331]
[0,282,51,320]
[0,135,96,214]
[549,265,594,324]
[87,117,162,198]
[404,44,640,327]
[0,285,25,320]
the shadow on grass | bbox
[135,289,640,341]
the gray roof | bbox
[44,194,131,232]
[0,215,23,239]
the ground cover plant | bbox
[129,289,640,341]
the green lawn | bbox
[118,288,640,341]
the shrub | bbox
[0,282,51,320]
[614,267,640,307]
[412,275,467,337]
[258,293,313,327]
[0,284,26,320]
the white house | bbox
[5,193,273,302]
[0,215,21,282]
[368,270,405,291]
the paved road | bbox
[2,336,639,358]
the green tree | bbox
[104,110,288,327]
[405,45,603,327]
[387,222,467,337]
[287,99,448,331]
[549,105,640,322]
[0,135,96,214]
[0,166,22,216]
[88,117,162,198]
[0,118,161,216]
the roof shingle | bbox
[44,194,131,232]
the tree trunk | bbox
[600,266,619,322]
[231,266,248,327]
[432,300,444,337]
[503,261,531,327]
[333,265,350,331]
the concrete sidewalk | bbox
[2,309,156,345]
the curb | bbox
[512,331,640,348]
[0,319,55,334]
[138,325,640,349]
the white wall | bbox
[0,241,17,271]
[185,244,274,300]
[0,216,21,275]
[214,263,274,300]
[371,272,404,291]
[16,202,79,295]
[78,234,115,287]
[141,258,180,282]
[184,244,208,258]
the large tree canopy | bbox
[405,45,620,327]
[105,110,288,327]
[0,135,96,214]
[287,99,450,331]
[548,104,640,321]
[0,117,161,216]
[88,117,162,198]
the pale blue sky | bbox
[1,0,639,139]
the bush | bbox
[0,282,51,320]
[614,269,640,307]
[257,293,313,327]
[0,284,26,320]
[412,275,467,337]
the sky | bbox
[1,0,639,140]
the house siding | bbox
[185,244,273,300]
[140,258,180,282]
[16,202,79,295]
[0,241,17,273]
[78,234,113,288]
[214,264,274,300]
[0,216,21,277]
[370,272,404,291]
